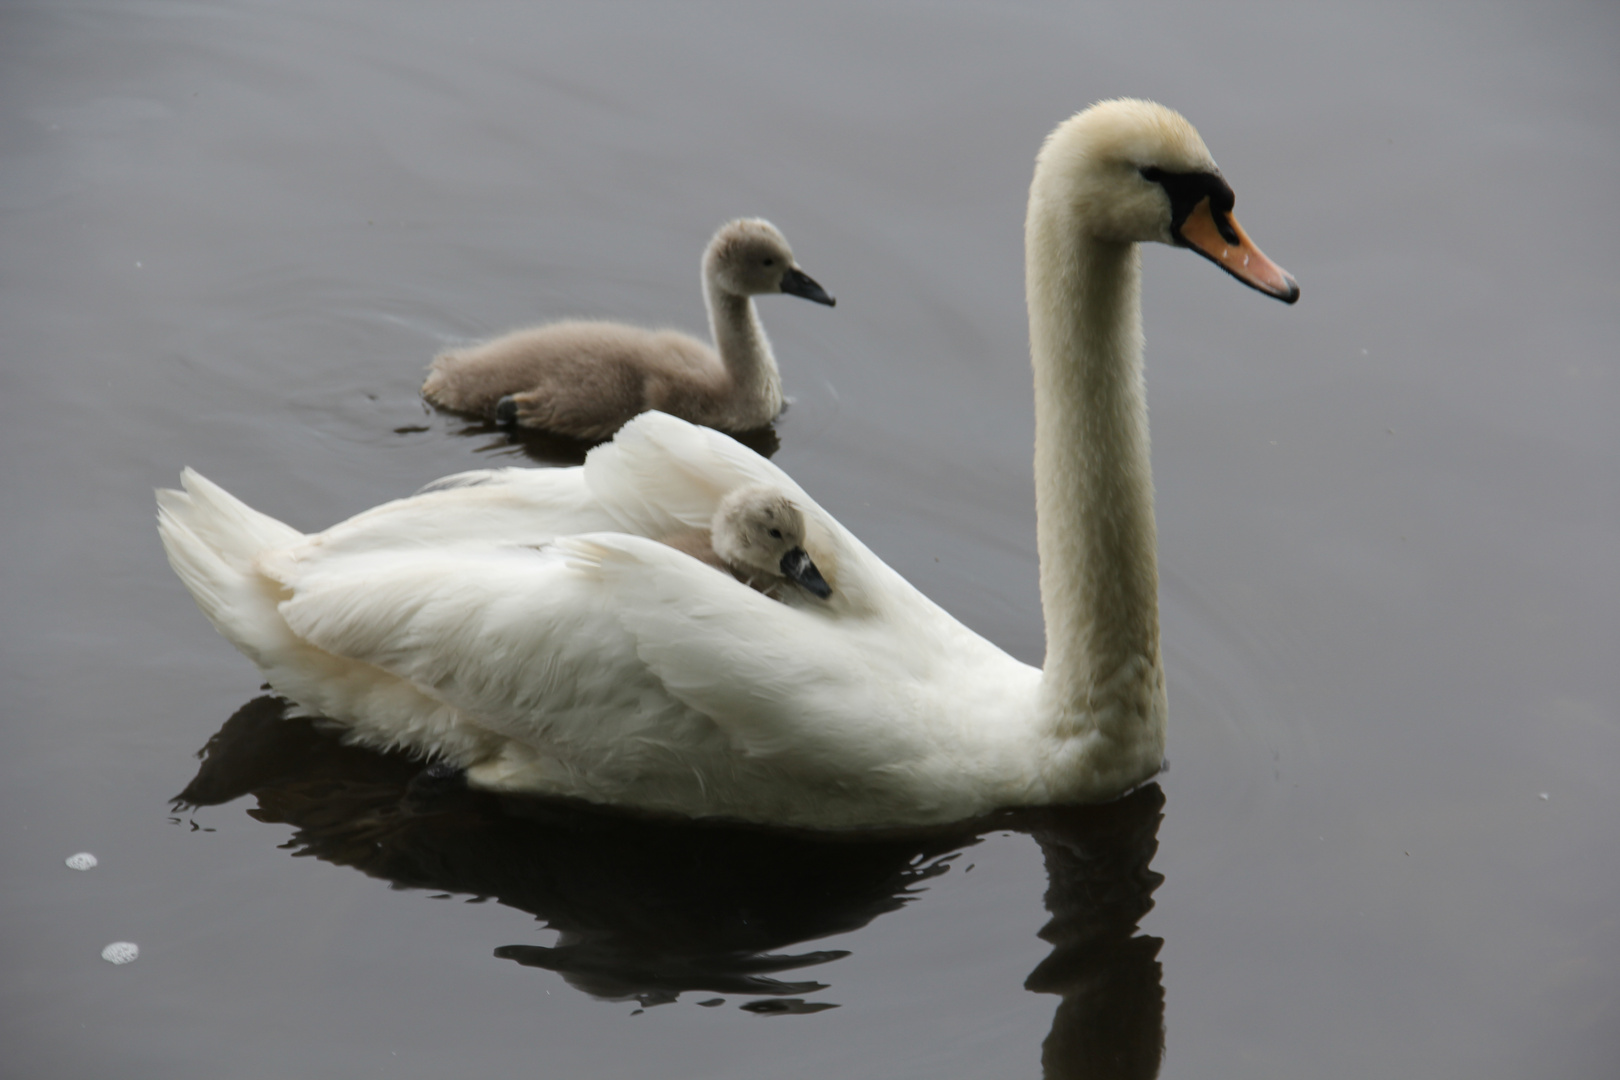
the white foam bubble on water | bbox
[66,852,98,871]
[101,942,139,965]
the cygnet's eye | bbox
[761,258,775,267]
[768,528,783,539]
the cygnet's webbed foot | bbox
[494,391,623,443]
[496,391,580,434]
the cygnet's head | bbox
[704,219,836,307]
[1031,99,1297,302]
[711,483,832,599]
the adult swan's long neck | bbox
[1018,99,1299,803]
[1027,198,1166,792]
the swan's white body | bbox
[159,100,1295,829]
[160,419,1046,826]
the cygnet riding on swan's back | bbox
[159,100,1297,830]
[658,483,832,600]
[421,218,835,440]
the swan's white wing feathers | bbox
[270,531,926,802]
[559,534,1047,821]
[272,544,688,745]
[557,535,934,769]
[280,467,615,565]
[584,412,804,534]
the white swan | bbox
[421,218,835,439]
[158,100,1296,829]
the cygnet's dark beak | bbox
[780,547,833,599]
[780,267,836,307]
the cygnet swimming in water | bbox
[421,219,835,441]
[659,483,832,600]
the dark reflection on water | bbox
[405,413,782,467]
[1027,794,1165,1080]
[179,696,1164,1077]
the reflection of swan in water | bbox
[178,697,1165,1074]
[1026,790,1166,1078]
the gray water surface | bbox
[2,2,1617,1077]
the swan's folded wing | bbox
[556,535,933,773]
[274,528,922,774]
[271,542,706,761]
[583,411,809,534]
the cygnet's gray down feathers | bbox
[422,219,834,440]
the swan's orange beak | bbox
[1178,197,1299,304]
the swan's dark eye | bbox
[762,258,775,267]
[1139,165,1165,183]
[768,528,782,539]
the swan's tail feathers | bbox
[158,469,303,567]
[156,471,489,764]
[156,469,304,664]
